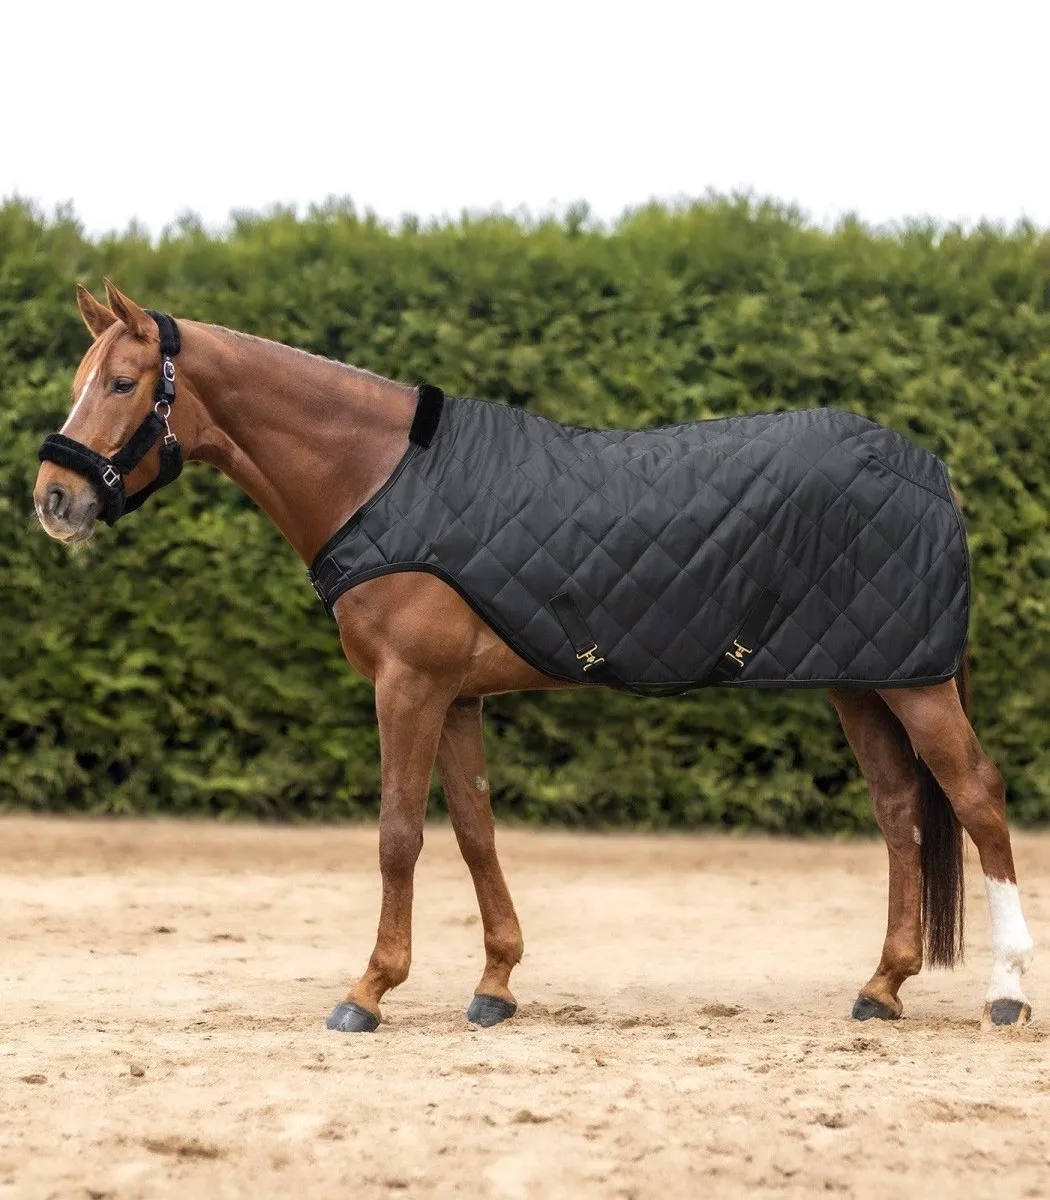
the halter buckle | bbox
[101,464,121,488]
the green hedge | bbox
[2,197,1049,830]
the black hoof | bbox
[466,994,517,1027]
[326,1002,380,1033]
[852,995,899,1022]
[988,999,1028,1027]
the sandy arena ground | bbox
[0,816,1048,1199]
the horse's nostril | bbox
[46,484,69,520]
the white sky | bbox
[4,0,1049,237]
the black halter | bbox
[38,311,184,526]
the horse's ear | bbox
[102,278,153,340]
[75,283,118,340]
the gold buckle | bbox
[576,644,606,672]
[724,639,752,669]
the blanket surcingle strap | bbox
[548,586,781,696]
[308,385,970,693]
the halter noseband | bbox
[38,311,184,526]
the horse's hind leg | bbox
[829,688,924,1019]
[436,698,524,1026]
[881,679,1035,1026]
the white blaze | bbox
[60,367,97,432]
[984,876,1034,1003]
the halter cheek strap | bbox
[38,310,183,526]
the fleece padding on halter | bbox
[38,310,183,525]
[309,387,970,693]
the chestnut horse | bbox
[33,281,1035,1033]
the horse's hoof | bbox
[852,995,899,1022]
[326,1002,380,1033]
[984,999,1032,1028]
[466,994,517,1027]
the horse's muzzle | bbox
[34,473,100,543]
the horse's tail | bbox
[917,649,968,968]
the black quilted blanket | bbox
[309,388,968,692]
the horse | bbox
[32,280,1035,1034]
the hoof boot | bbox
[326,1002,380,1033]
[466,994,517,1027]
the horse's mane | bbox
[204,324,412,395]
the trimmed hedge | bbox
[2,197,1049,830]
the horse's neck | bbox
[179,322,416,563]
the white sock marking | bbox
[984,877,1034,1003]
[60,367,96,432]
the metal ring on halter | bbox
[155,398,177,445]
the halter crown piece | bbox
[38,311,184,526]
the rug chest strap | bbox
[550,588,778,693]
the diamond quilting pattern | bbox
[312,394,969,690]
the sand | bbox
[0,815,1047,1199]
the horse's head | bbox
[35,280,180,542]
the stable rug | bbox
[309,387,968,694]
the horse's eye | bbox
[113,377,137,394]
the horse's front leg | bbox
[436,697,524,1027]
[326,667,456,1033]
